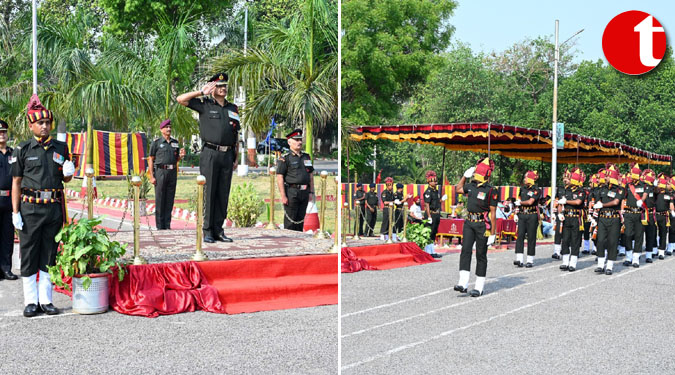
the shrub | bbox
[228,182,265,227]
[405,223,432,249]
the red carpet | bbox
[342,242,439,272]
[198,254,338,314]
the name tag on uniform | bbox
[666,195,671,201]
[228,111,240,122]
[27,156,38,161]
[304,160,312,167]
[160,144,165,148]
[608,191,616,198]
[8,156,16,164]
[636,188,644,193]
[649,193,654,197]
[299,185,308,190]
[171,142,179,148]
[477,192,486,200]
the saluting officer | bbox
[622,163,646,267]
[641,169,657,263]
[514,170,541,268]
[558,167,586,272]
[454,158,498,297]
[177,72,240,243]
[393,183,405,240]
[353,183,365,236]
[148,119,185,230]
[276,129,315,232]
[653,173,672,260]
[0,119,17,281]
[592,164,625,275]
[364,183,379,237]
[11,94,75,317]
[379,177,394,241]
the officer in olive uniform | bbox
[148,119,185,230]
[653,173,672,260]
[641,169,657,263]
[177,73,240,243]
[276,129,314,231]
[514,170,541,268]
[552,172,571,260]
[558,168,586,272]
[379,177,395,241]
[0,119,17,281]
[454,158,498,297]
[622,163,646,267]
[393,183,405,239]
[353,183,365,236]
[364,183,378,237]
[11,94,75,317]
[423,171,444,247]
[593,164,625,275]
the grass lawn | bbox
[66,174,338,233]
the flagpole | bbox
[32,0,37,94]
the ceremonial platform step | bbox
[342,242,439,273]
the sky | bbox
[450,0,675,63]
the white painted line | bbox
[341,262,559,318]
[341,258,669,371]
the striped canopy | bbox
[65,131,148,177]
[351,123,672,166]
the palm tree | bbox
[212,0,338,159]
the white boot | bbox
[606,260,614,271]
[618,245,625,255]
[526,255,534,265]
[583,240,590,251]
[597,257,606,269]
[516,253,524,264]
[633,252,641,265]
[474,276,486,295]
[625,250,633,263]
[23,273,38,306]
[457,270,470,289]
[569,255,578,269]
[38,270,53,304]
[554,244,561,255]
[562,254,570,267]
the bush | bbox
[405,223,432,249]
[228,182,265,227]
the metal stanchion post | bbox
[131,176,147,265]
[386,202,394,244]
[266,167,278,229]
[400,202,409,242]
[315,171,329,239]
[193,175,208,261]
[85,167,94,219]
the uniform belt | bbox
[520,206,537,214]
[0,190,9,197]
[286,183,308,190]
[625,207,643,214]
[599,211,620,218]
[656,211,669,216]
[565,209,581,217]
[203,142,233,152]
[155,164,175,170]
[467,212,484,222]
[21,189,63,200]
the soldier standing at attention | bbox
[592,164,625,275]
[653,173,672,260]
[353,183,365,236]
[148,119,185,230]
[177,72,240,243]
[552,171,571,260]
[668,176,675,256]
[423,171,446,250]
[622,163,646,267]
[364,183,378,237]
[0,119,17,281]
[559,168,585,272]
[393,183,405,241]
[11,94,75,317]
[513,170,541,268]
[453,158,498,297]
[276,129,315,232]
[641,169,657,263]
[379,177,394,241]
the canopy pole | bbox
[487,123,491,158]
[576,136,579,167]
[440,148,446,198]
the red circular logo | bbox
[602,10,667,75]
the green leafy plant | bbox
[228,182,265,227]
[405,223,432,249]
[48,217,127,291]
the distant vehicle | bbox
[257,137,289,154]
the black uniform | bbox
[277,151,313,231]
[423,186,441,243]
[654,189,671,251]
[187,96,240,238]
[11,137,69,276]
[516,185,541,257]
[644,185,657,254]
[149,137,180,230]
[460,182,499,277]
[353,189,365,236]
[0,146,14,274]
[561,186,585,258]
[554,186,566,245]
[580,187,592,246]
[394,191,404,234]
[624,182,646,256]
[364,190,379,237]
[379,188,394,235]
[596,185,625,262]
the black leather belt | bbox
[286,183,309,190]
[599,209,619,218]
[155,164,175,170]
[520,206,537,214]
[625,207,643,214]
[21,189,63,200]
[467,212,484,222]
[204,142,233,152]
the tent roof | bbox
[350,122,672,166]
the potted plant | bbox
[47,217,127,314]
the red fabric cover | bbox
[341,247,377,273]
[342,242,439,272]
[109,261,226,318]
[198,254,338,314]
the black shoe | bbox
[594,267,605,273]
[568,266,576,272]
[622,260,631,267]
[23,304,39,317]
[559,264,569,271]
[203,236,215,244]
[666,251,672,256]
[605,269,613,275]
[552,254,561,260]
[591,250,597,255]
[525,263,533,268]
[216,234,233,243]
[0,270,18,280]
[659,255,665,260]
[469,289,483,297]
[40,303,59,315]
[581,250,590,255]
[618,253,625,257]
[646,258,653,263]
[430,253,442,259]
[514,261,523,268]
[633,263,640,268]
[453,285,467,293]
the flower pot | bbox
[72,273,109,314]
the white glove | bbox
[62,160,75,177]
[591,219,597,226]
[558,213,565,222]
[514,200,521,206]
[593,201,603,209]
[12,212,23,230]
[394,199,401,205]
[441,194,447,201]
[463,167,475,179]
[671,210,675,218]
[636,199,643,207]
[486,235,496,246]
[654,180,659,186]
[427,217,433,224]
[558,197,567,205]
[514,215,519,223]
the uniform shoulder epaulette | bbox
[18,140,31,149]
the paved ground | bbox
[0,246,338,374]
[341,244,675,374]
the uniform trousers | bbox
[459,220,488,277]
[624,213,644,253]
[283,186,309,232]
[596,217,621,261]
[154,168,177,229]
[515,212,538,256]
[19,202,62,276]
[199,147,234,237]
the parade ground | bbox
[341,243,675,374]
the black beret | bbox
[369,183,376,188]
[356,183,362,187]
[396,183,403,188]
[208,73,228,84]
